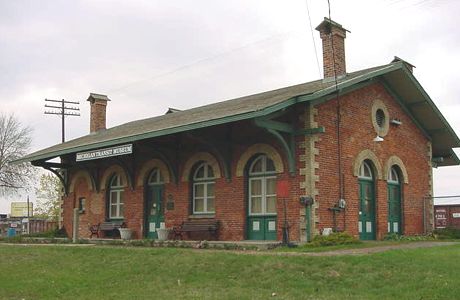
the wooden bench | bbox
[173,219,219,240]
[89,221,125,238]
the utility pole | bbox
[44,99,80,143]
[26,195,30,235]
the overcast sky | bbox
[1,0,459,213]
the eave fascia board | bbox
[437,149,460,167]
[449,149,460,165]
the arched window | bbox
[248,155,277,215]
[148,168,164,186]
[358,161,373,180]
[388,166,400,184]
[109,174,124,219]
[192,162,215,214]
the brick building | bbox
[434,199,460,229]
[17,18,460,241]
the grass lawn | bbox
[0,244,459,299]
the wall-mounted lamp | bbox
[391,119,402,126]
[373,135,384,142]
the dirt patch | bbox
[209,241,459,257]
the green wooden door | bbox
[359,180,376,240]
[246,155,277,240]
[146,186,164,239]
[247,216,277,240]
[387,183,401,234]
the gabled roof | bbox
[15,61,460,166]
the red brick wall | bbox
[315,82,430,239]
[63,127,303,241]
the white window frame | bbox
[192,162,215,214]
[388,166,400,184]
[148,168,164,186]
[358,161,373,180]
[248,155,277,216]
[109,174,124,219]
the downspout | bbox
[327,18,345,232]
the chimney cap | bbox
[87,93,111,102]
[315,17,350,33]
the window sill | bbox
[107,218,125,223]
[188,214,215,219]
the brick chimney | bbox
[87,93,110,133]
[316,18,350,79]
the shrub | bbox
[383,233,435,241]
[22,228,67,238]
[433,227,460,240]
[306,232,361,247]
[383,233,401,241]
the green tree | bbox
[34,173,62,221]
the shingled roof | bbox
[15,61,460,166]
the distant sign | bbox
[10,202,33,218]
[453,213,460,218]
[76,144,133,162]
[435,209,447,228]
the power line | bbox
[107,29,303,95]
[44,99,80,143]
[305,0,322,78]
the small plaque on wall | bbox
[166,201,174,210]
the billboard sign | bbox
[10,202,33,218]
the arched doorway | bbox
[246,154,277,240]
[358,160,376,240]
[387,166,402,235]
[145,168,165,239]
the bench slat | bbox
[174,219,219,240]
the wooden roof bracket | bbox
[32,161,70,196]
[254,117,296,176]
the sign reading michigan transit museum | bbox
[76,144,133,162]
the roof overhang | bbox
[379,64,460,166]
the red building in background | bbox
[435,199,460,229]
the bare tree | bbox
[0,113,35,195]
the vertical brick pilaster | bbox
[299,103,320,242]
